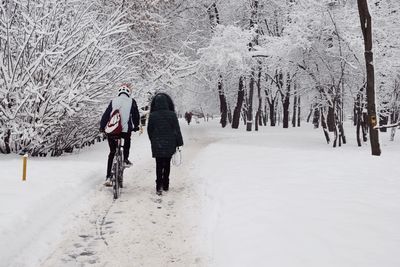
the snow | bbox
[0,145,105,266]
[195,123,400,267]
[1,120,400,266]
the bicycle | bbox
[110,136,125,199]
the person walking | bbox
[100,83,140,186]
[147,93,183,195]
[184,111,193,125]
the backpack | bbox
[105,109,122,135]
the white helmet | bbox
[118,84,131,96]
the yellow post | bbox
[22,154,28,181]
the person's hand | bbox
[139,126,144,135]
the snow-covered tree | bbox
[0,0,135,155]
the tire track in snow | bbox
[97,199,115,247]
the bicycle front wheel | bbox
[113,174,119,199]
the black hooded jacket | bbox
[147,93,183,158]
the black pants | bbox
[155,157,172,189]
[107,132,131,177]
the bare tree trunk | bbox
[218,76,228,128]
[268,99,276,126]
[297,95,301,127]
[339,122,346,144]
[232,77,245,129]
[282,73,290,128]
[355,88,364,146]
[246,0,259,132]
[292,92,297,127]
[208,2,227,128]
[307,105,313,123]
[327,106,335,132]
[321,108,330,144]
[227,103,232,124]
[247,70,255,131]
[243,86,248,126]
[255,66,262,131]
[263,104,268,126]
[313,107,320,128]
[264,76,277,127]
[362,113,368,142]
[333,124,339,147]
[356,109,362,146]
[357,0,381,156]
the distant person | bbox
[100,83,140,186]
[184,111,193,125]
[147,93,183,195]
[140,105,150,126]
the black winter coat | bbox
[147,94,183,158]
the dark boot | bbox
[163,178,169,191]
[156,180,162,195]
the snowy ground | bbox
[1,120,400,267]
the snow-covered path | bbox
[41,124,214,266]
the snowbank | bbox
[0,143,107,266]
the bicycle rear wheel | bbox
[113,153,122,199]
[119,148,124,188]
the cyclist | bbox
[100,83,140,186]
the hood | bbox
[151,94,169,112]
